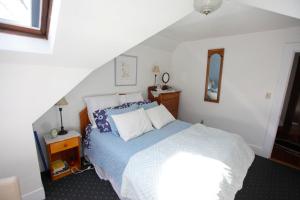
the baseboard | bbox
[249,144,265,157]
[22,187,45,200]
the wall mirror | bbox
[204,48,224,103]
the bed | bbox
[79,105,254,200]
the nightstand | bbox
[44,131,81,181]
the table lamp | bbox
[55,97,68,135]
[152,65,160,88]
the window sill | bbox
[0,32,52,54]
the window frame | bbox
[0,0,53,39]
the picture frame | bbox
[115,54,138,86]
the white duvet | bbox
[121,124,254,200]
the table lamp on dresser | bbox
[55,97,68,135]
[152,65,160,90]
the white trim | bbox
[22,187,45,200]
[262,43,300,158]
[249,144,263,155]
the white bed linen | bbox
[112,108,153,141]
[84,94,120,127]
[94,161,131,200]
[146,105,175,129]
[119,92,143,104]
[121,123,254,200]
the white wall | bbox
[0,1,193,198]
[170,27,300,157]
[33,45,172,171]
[0,64,91,200]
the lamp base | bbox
[58,129,68,135]
[161,85,169,90]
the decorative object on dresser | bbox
[44,131,81,181]
[204,48,224,103]
[115,54,138,86]
[148,86,180,118]
[161,72,170,90]
[55,97,69,135]
[152,65,160,90]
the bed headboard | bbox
[79,107,89,139]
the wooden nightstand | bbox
[44,131,81,180]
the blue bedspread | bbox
[84,120,191,191]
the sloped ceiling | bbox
[0,1,299,198]
[0,0,193,69]
[238,0,300,19]
[143,0,300,51]
[141,35,180,52]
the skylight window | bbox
[0,0,52,38]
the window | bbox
[0,0,52,38]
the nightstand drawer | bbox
[50,137,79,154]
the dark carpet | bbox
[42,156,300,200]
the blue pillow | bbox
[106,104,139,136]
[138,101,158,110]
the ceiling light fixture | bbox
[194,0,223,15]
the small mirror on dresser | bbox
[204,48,224,103]
[161,72,170,90]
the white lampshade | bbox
[194,0,222,15]
[55,97,68,106]
[152,65,160,75]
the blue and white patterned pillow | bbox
[93,104,129,133]
[127,100,151,107]
[84,123,93,149]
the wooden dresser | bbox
[148,86,180,118]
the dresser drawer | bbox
[169,109,178,118]
[148,87,181,119]
[160,92,180,101]
[50,137,79,154]
[162,99,178,111]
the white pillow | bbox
[111,108,153,141]
[146,105,175,129]
[84,94,120,127]
[119,92,143,104]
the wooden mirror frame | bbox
[204,48,225,103]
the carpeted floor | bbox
[42,156,300,200]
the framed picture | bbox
[115,54,138,86]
